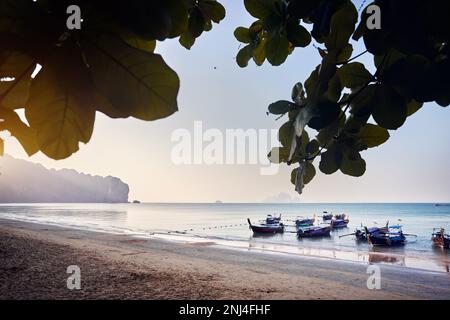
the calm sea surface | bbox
[1,203,449,271]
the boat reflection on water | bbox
[250,232,283,239]
[368,252,405,266]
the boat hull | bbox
[368,234,406,246]
[247,218,284,234]
[295,219,315,227]
[432,234,450,249]
[297,226,331,238]
[250,225,284,234]
[331,219,349,229]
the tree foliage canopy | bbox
[1,0,449,194]
[236,0,449,193]
[0,0,225,159]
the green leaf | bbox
[179,31,196,49]
[290,162,316,185]
[253,37,267,65]
[357,124,390,148]
[0,51,34,109]
[319,145,342,174]
[324,1,357,51]
[268,146,289,164]
[340,149,366,177]
[306,140,319,155]
[236,45,252,68]
[304,162,316,184]
[325,73,342,102]
[188,7,206,38]
[0,108,39,156]
[349,84,377,117]
[278,121,294,147]
[337,43,353,62]
[337,62,373,89]
[268,100,291,115]
[117,29,156,53]
[317,116,344,147]
[199,1,226,23]
[85,34,179,121]
[265,33,289,66]
[308,100,341,130]
[234,27,251,43]
[406,100,423,117]
[166,0,189,38]
[26,59,95,160]
[244,0,276,19]
[286,22,311,47]
[372,84,407,130]
[291,82,304,103]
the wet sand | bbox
[1,219,449,300]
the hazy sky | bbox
[4,1,450,203]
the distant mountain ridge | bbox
[0,155,129,203]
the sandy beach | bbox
[1,218,449,300]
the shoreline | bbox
[2,215,449,275]
[1,219,450,299]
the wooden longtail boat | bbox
[295,216,315,227]
[432,228,450,249]
[247,218,284,234]
[297,225,331,238]
[322,211,333,221]
[366,225,406,246]
[265,214,281,224]
[331,214,349,229]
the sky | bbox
[3,0,450,203]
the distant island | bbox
[0,155,129,203]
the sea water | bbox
[1,203,449,272]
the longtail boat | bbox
[322,211,333,221]
[295,215,315,227]
[266,214,281,224]
[247,218,284,234]
[366,225,406,246]
[297,225,331,238]
[339,222,390,241]
[432,228,450,249]
[331,214,349,229]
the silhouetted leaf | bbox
[266,33,289,66]
[234,27,251,43]
[0,51,34,109]
[406,100,423,116]
[286,22,311,47]
[199,1,226,23]
[337,62,372,89]
[319,145,342,174]
[0,108,39,156]
[357,124,390,148]
[236,45,252,68]
[268,100,291,115]
[372,84,407,130]
[26,57,95,160]
[306,139,319,155]
[85,34,179,121]
[244,0,275,19]
[340,149,366,177]
[325,1,357,50]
